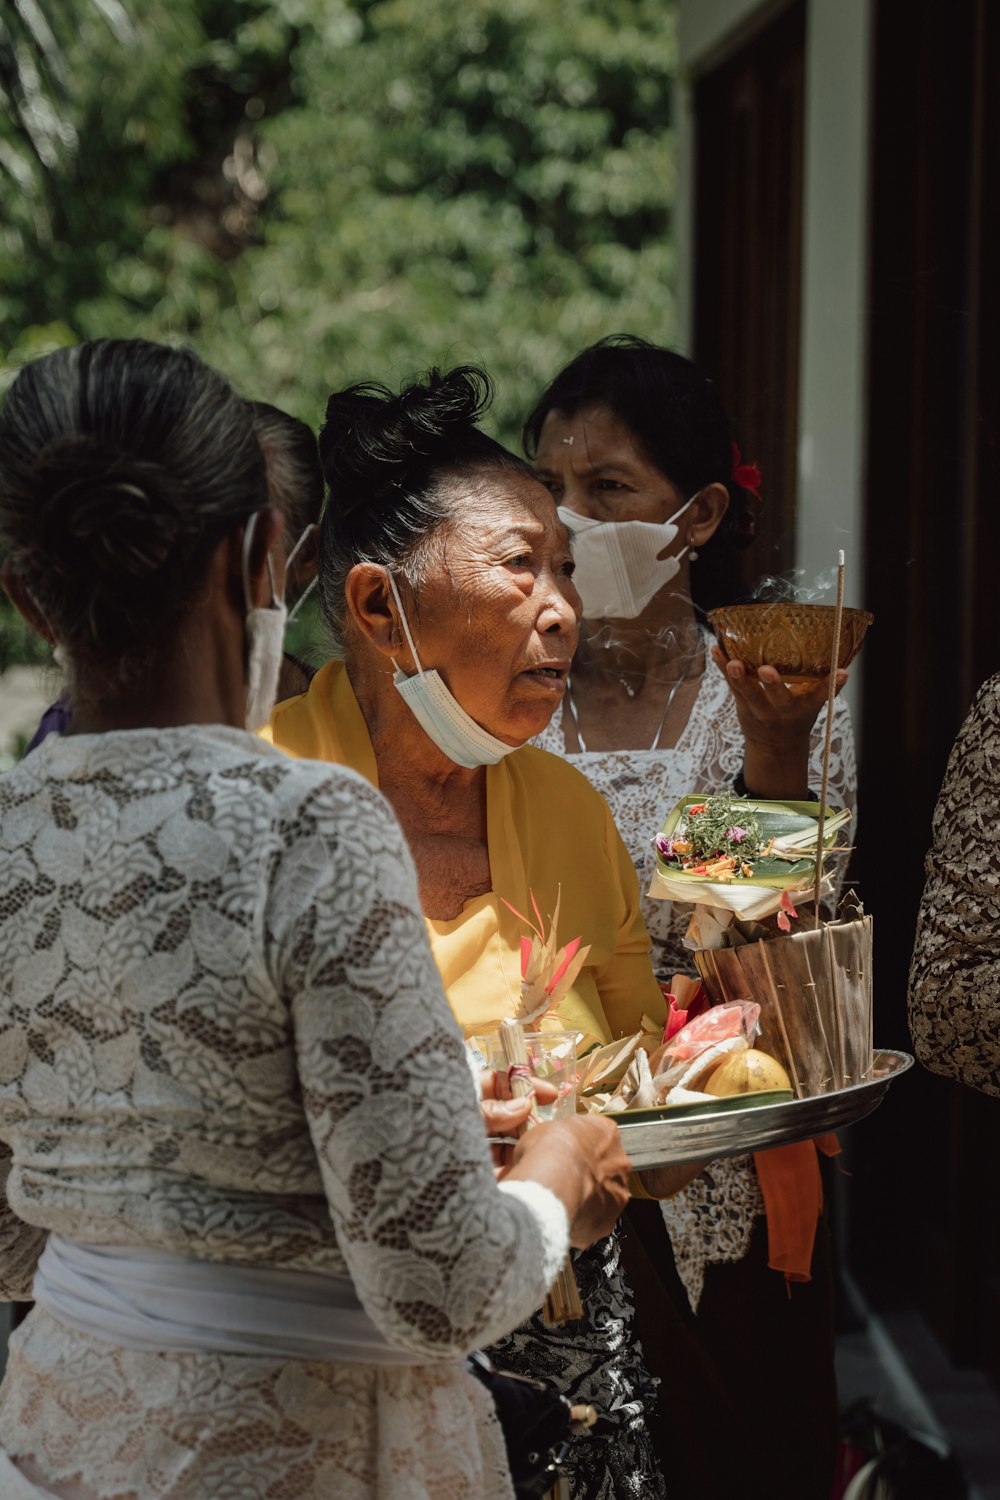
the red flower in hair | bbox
[731,443,763,501]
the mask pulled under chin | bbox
[392,665,517,769]
[558,497,695,619]
[386,571,519,769]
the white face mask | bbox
[386,572,519,769]
[242,512,289,731]
[557,494,697,619]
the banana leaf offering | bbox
[647,792,852,919]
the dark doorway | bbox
[853,0,1000,1384]
[693,0,806,586]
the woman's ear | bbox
[689,483,730,548]
[345,563,410,664]
[0,561,57,646]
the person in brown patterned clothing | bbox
[909,674,1000,1098]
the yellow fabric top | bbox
[265,661,665,1047]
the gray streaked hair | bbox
[318,364,531,654]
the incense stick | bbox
[498,1019,583,1325]
[813,552,846,925]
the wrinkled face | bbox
[399,470,581,745]
[533,403,689,524]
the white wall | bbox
[795,0,871,619]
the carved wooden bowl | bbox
[708,603,873,694]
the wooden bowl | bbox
[708,603,873,694]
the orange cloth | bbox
[753,1133,841,1284]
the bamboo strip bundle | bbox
[693,912,873,1097]
[498,1018,584,1325]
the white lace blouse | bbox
[535,653,856,1308]
[0,726,568,1500]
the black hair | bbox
[0,338,267,691]
[249,401,323,540]
[523,334,757,613]
[318,364,532,648]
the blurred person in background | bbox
[525,335,857,1500]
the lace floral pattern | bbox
[535,648,856,1308]
[0,726,568,1498]
[2,1308,511,1500]
[909,674,1000,1099]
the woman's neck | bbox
[347,654,485,823]
[69,626,246,735]
[563,584,706,753]
[347,651,490,919]
[573,584,703,691]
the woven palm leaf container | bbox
[693,911,873,1099]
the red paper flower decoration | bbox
[731,443,763,501]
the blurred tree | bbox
[2,0,676,432]
[0,0,299,363]
[0,0,676,667]
[196,0,678,440]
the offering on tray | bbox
[703,1048,792,1096]
[693,891,874,1096]
[648,784,871,1099]
[648,792,851,919]
[581,1002,794,1115]
[708,601,873,694]
[615,1051,913,1169]
[499,888,591,1026]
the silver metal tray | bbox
[615,1048,914,1168]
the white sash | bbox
[33,1235,431,1366]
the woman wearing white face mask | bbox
[0,340,632,1499]
[267,365,720,1500]
[528,335,857,1500]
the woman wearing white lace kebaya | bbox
[528,336,857,1500]
[0,338,631,1500]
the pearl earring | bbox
[689,546,699,563]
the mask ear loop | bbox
[287,577,316,625]
[663,489,704,564]
[386,570,426,676]
[241,511,259,608]
[282,522,318,622]
[242,510,284,609]
[284,522,315,575]
[667,489,700,528]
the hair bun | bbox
[320,365,494,504]
[33,435,189,581]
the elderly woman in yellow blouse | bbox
[267,366,677,1500]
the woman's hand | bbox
[479,1068,558,1168]
[504,1114,632,1248]
[712,646,847,801]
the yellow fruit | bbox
[703,1048,791,1096]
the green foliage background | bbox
[0,0,677,667]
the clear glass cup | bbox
[487,1030,581,1121]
